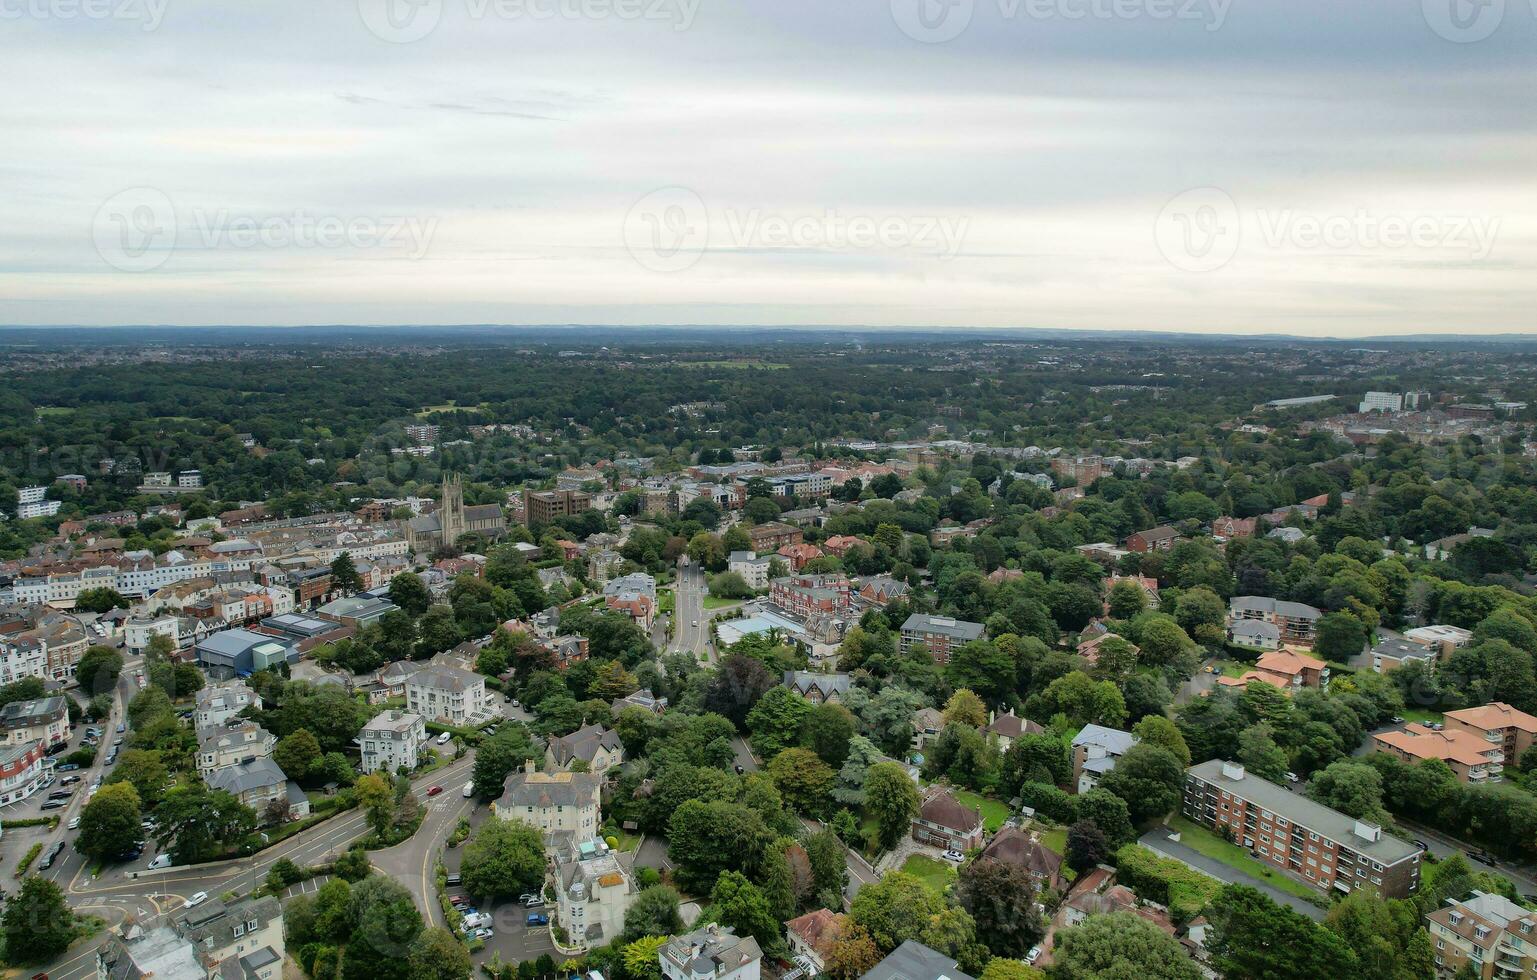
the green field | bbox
[901,854,958,895]
[703,595,739,610]
[1168,816,1320,902]
[1039,827,1067,856]
[1402,707,1444,724]
[952,789,1011,833]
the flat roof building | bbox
[1183,759,1420,899]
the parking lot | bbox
[438,806,562,969]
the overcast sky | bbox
[2,0,1535,335]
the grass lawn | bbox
[1168,816,1320,902]
[659,589,676,616]
[901,854,958,895]
[1039,827,1067,855]
[952,789,1011,832]
[1213,660,1252,679]
[1402,707,1444,724]
[703,595,739,610]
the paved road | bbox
[40,752,479,980]
[670,560,710,656]
[372,770,478,930]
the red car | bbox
[427,785,444,797]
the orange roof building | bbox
[1372,723,1506,784]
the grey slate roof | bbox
[547,724,623,767]
[783,671,853,699]
[204,757,287,795]
[900,614,984,642]
[496,769,604,809]
[859,940,976,980]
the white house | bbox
[195,681,263,730]
[554,838,637,951]
[359,710,427,774]
[659,924,762,980]
[405,665,494,726]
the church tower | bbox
[440,473,466,546]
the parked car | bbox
[1285,771,1300,783]
[462,783,474,798]
[148,854,172,869]
[523,895,545,908]
[60,775,80,785]
[449,896,469,909]
[57,763,79,772]
[436,731,452,745]
[1391,716,1406,725]
[47,790,74,800]
[38,842,66,869]
[116,723,126,734]
[67,816,80,830]
[40,800,66,811]
[941,850,964,863]
[1025,947,1042,966]
[185,892,209,908]
[1473,850,1501,866]
[526,913,548,927]
[105,751,117,766]
[113,737,124,747]
[446,873,462,886]
[472,927,494,941]
[426,785,444,797]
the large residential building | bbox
[493,760,602,838]
[171,895,285,980]
[359,710,427,774]
[545,724,625,775]
[860,941,977,980]
[727,551,774,590]
[1443,703,1537,770]
[1426,890,1537,979]
[1228,596,1324,646]
[1360,391,1405,413]
[523,488,592,528]
[769,575,851,620]
[195,682,263,730]
[197,721,277,777]
[1183,759,1422,899]
[1372,724,1506,784]
[746,521,802,553]
[0,740,49,808]
[553,837,637,952]
[1071,724,1137,794]
[123,614,181,655]
[899,614,984,664]
[405,664,494,726]
[97,926,206,980]
[0,696,69,749]
[1126,526,1182,553]
[659,923,762,980]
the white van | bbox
[147,853,172,870]
[462,783,474,798]
[436,731,452,745]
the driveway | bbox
[1138,827,1325,921]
